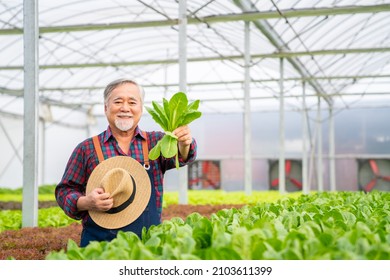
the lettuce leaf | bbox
[145,92,202,169]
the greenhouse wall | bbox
[0,107,389,191]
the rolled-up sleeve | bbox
[55,183,84,220]
[178,138,197,166]
[55,144,88,220]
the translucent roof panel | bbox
[1,0,390,125]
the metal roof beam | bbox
[196,92,390,102]
[2,90,389,112]
[0,4,389,35]
[206,4,390,22]
[2,74,390,97]
[0,87,23,96]
[1,47,389,70]
[38,91,390,108]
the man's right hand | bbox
[77,187,114,212]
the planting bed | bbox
[0,202,243,260]
[2,191,389,260]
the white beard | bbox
[115,118,134,132]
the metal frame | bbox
[0,1,389,227]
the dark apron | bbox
[80,167,160,247]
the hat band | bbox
[105,175,136,214]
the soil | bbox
[0,201,244,260]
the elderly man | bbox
[55,78,197,247]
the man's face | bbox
[104,82,143,133]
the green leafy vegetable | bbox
[145,92,202,169]
[46,191,390,260]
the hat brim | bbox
[86,156,151,229]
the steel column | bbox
[329,104,336,191]
[302,81,309,194]
[278,58,286,193]
[178,0,188,204]
[244,21,252,195]
[317,97,324,192]
[22,0,39,227]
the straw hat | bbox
[86,156,151,229]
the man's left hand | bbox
[173,125,192,160]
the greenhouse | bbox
[0,0,390,263]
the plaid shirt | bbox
[55,125,197,224]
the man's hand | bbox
[77,187,113,212]
[173,125,192,161]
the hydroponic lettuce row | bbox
[145,92,201,169]
[46,191,390,260]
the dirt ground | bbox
[0,202,244,260]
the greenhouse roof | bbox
[2,0,390,228]
[1,0,390,121]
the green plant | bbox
[0,207,79,232]
[145,92,202,168]
[0,185,56,202]
[46,191,390,260]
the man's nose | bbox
[120,102,130,111]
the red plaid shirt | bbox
[55,125,197,224]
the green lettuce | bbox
[145,92,201,169]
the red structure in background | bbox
[358,159,390,192]
[269,159,303,192]
[188,160,221,190]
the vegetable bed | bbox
[43,191,389,260]
[0,204,238,260]
[1,189,389,260]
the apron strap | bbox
[92,132,150,170]
[142,131,150,170]
[92,135,104,163]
